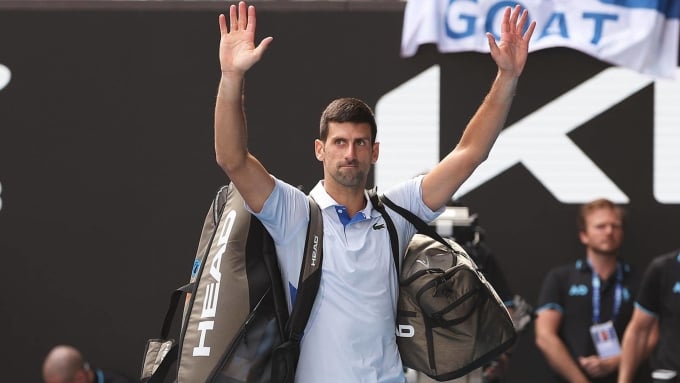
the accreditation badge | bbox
[589,320,621,358]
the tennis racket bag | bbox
[140,183,322,383]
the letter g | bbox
[445,0,478,39]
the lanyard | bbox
[591,261,623,324]
[95,369,104,383]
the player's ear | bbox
[371,142,379,164]
[315,139,324,162]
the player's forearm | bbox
[456,71,518,164]
[214,73,249,174]
[424,71,519,209]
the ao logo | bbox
[569,284,589,296]
[0,64,10,91]
[375,66,680,204]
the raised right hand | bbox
[218,1,273,76]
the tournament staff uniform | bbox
[635,250,680,373]
[536,259,643,383]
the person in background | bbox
[42,345,138,383]
[534,198,655,383]
[618,249,679,383]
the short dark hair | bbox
[319,98,377,143]
[577,198,625,232]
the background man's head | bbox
[577,198,625,256]
[42,345,92,383]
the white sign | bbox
[0,64,10,91]
[402,0,680,78]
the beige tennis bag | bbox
[396,234,516,381]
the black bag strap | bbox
[270,196,324,383]
[368,190,400,273]
[378,194,452,250]
[286,196,324,341]
[160,283,194,340]
[145,283,193,383]
[262,224,289,338]
[368,190,453,274]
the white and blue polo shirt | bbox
[249,175,441,383]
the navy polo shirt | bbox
[536,258,642,383]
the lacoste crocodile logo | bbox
[372,223,385,230]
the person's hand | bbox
[218,1,273,76]
[486,5,536,78]
[579,355,617,378]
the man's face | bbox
[579,208,623,256]
[315,121,379,189]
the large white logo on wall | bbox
[0,64,10,91]
[375,66,680,204]
[0,63,10,212]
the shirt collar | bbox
[309,181,376,219]
[575,258,631,277]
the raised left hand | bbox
[486,5,536,77]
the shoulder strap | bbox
[378,194,451,250]
[368,190,400,273]
[286,196,323,340]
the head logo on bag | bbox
[311,235,319,267]
[192,209,237,357]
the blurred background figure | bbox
[618,249,679,383]
[534,199,653,383]
[42,345,138,383]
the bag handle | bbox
[144,283,192,383]
[160,283,193,340]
